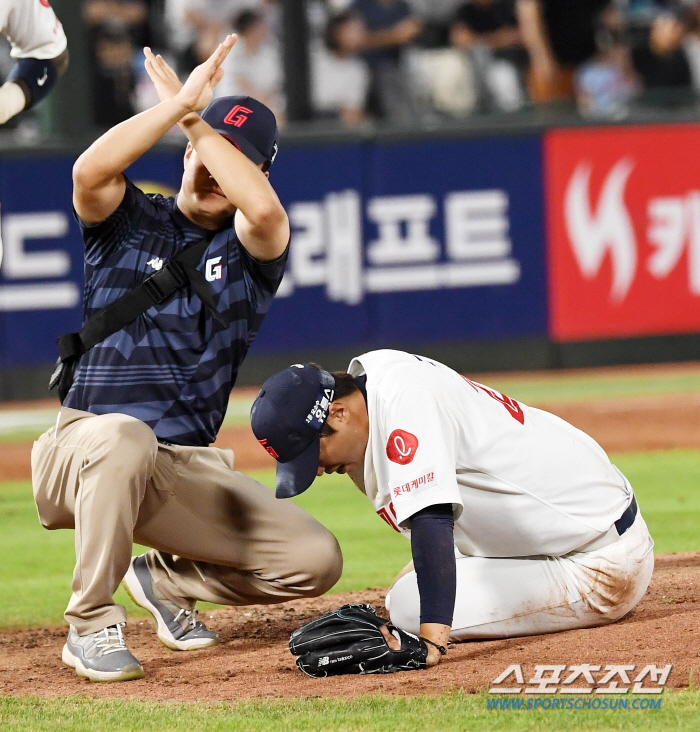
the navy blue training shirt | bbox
[63,176,288,446]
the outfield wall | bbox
[1,124,699,398]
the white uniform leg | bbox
[387,513,654,641]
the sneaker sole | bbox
[123,561,219,652]
[62,643,144,682]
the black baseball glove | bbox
[289,603,429,677]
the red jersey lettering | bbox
[462,377,525,425]
[377,502,400,532]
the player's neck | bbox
[176,190,231,231]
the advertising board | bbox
[546,125,700,342]
[0,134,547,367]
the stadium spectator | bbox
[350,0,423,121]
[574,5,638,118]
[516,0,611,103]
[182,0,239,66]
[449,0,528,111]
[181,0,280,69]
[311,13,370,126]
[84,0,151,46]
[215,9,284,125]
[682,0,700,91]
[406,0,465,47]
[83,0,149,127]
[631,9,693,91]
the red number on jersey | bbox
[462,377,525,425]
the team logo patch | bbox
[224,104,253,127]
[386,429,419,464]
[205,256,223,282]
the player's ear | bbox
[326,401,347,426]
[264,171,270,179]
[183,143,193,163]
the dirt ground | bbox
[0,553,697,700]
[1,363,699,699]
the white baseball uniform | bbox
[0,0,67,60]
[0,1,67,265]
[347,349,654,640]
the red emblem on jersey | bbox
[40,0,52,7]
[386,430,419,464]
[257,438,279,459]
[224,105,253,127]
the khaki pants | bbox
[31,408,342,635]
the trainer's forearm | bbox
[180,114,280,220]
[75,97,190,187]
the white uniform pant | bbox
[387,512,654,641]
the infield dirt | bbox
[0,363,699,698]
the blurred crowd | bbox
[53,0,700,129]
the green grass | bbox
[0,691,696,731]
[483,370,700,405]
[1,450,700,629]
[614,451,700,553]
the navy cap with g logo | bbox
[201,95,279,171]
[250,365,336,498]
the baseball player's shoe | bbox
[123,554,219,651]
[62,622,145,682]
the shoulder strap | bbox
[56,237,224,364]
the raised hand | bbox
[144,47,184,104]
[147,34,236,113]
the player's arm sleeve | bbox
[239,237,290,299]
[410,504,456,626]
[7,57,58,109]
[380,387,463,528]
[75,176,147,264]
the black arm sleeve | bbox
[410,503,456,627]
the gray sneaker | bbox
[123,554,219,651]
[62,623,145,682]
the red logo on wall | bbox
[224,105,253,127]
[386,430,419,464]
[545,126,700,341]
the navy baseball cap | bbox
[250,365,336,499]
[201,95,279,171]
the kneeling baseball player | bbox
[251,349,654,675]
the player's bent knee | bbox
[297,530,343,596]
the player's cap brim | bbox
[275,435,321,499]
[214,130,267,166]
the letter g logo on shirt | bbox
[386,429,419,464]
